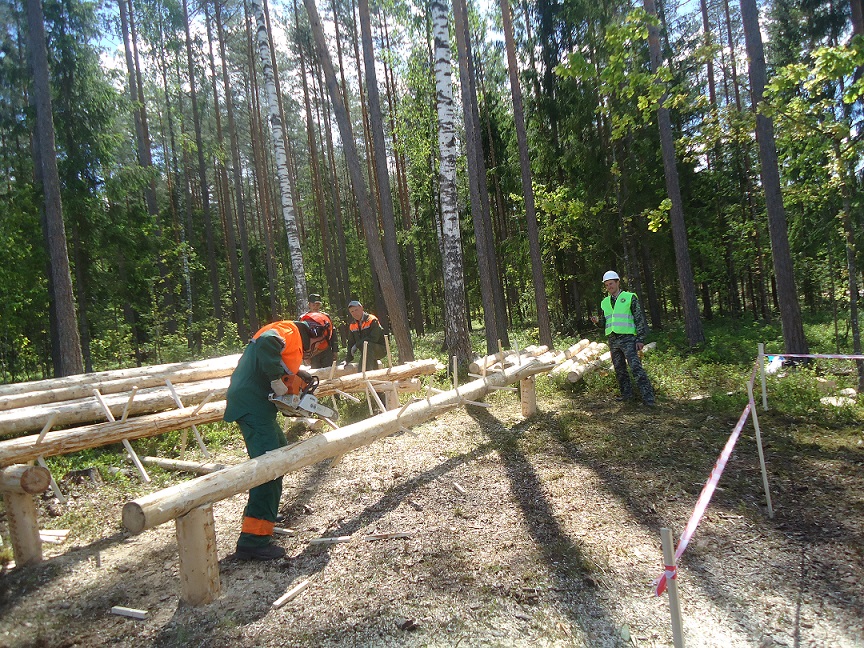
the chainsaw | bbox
[268,373,339,420]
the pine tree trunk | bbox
[358,0,407,318]
[643,0,705,346]
[499,0,553,348]
[25,0,83,376]
[249,0,308,314]
[740,0,808,353]
[303,0,415,361]
[431,0,472,364]
[181,0,223,337]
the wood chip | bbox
[308,536,351,545]
[110,606,148,620]
[452,481,466,495]
[362,532,413,541]
[271,578,310,609]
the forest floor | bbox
[0,373,862,647]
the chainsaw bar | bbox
[269,392,339,421]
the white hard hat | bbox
[602,270,620,282]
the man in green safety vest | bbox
[590,270,656,407]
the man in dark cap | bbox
[345,300,386,371]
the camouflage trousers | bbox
[608,334,655,404]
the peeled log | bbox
[315,360,442,397]
[0,464,51,494]
[122,357,556,534]
[0,377,230,438]
[567,342,655,383]
[0,355,241,412]
[0,355,242,400]
[0,401,227,467]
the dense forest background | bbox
[2,0,863,382]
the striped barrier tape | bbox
[654,400,752,596]
[767,352,864,361]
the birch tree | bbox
[249,0,308,314]
[431,0,472,363]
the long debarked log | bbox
[0,401,227,467]
[0,359,443,437]
[566,342,656,382]
[0,355,241,412]
[122,357,555,534]
[0,355,242,400]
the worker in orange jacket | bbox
[345,300,386,371]
[300,293,338,369]
[224,319,327,560]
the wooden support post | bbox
[362,342,369,379]
[366,381,387,414]
[165,380,211,459]
[175,504,221,605]
[385,388,399,411]
[93,389,150,483]
[758,343,768,411]
[747,381,774,518]
[660,528,685,648]
[191,390,216,416]
[0,465,49,567]
[520,376,536,417]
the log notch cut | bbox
[0,464,51,566]
[122,354,555,605]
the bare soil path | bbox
[1,387,861,647]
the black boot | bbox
[235,544,286,561]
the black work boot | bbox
[235,544,286,561]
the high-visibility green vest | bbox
[601,291,637,335]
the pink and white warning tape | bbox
[767,352,864,361]
[654,399,753,596]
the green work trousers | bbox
[236,413,287,549]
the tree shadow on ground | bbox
[549,390,864,644]
[465,405,621,643]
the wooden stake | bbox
[385,335,393,369]
[362,342,369,379]
[176,504,221,605]
[94,389,150,483]
[191,390,216,416]
[660,528,685,648]
[35,411,59,445]
[452,481,466,495]
[120,387,139,422]
[165,380,210,459]
[308,535,351,545]
[366,381,387,414]
[142,457,227,475]
[747,381,775,518]
[36,456,65,503]
[758,343,768,411]
[272,578,310,609]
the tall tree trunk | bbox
[499,0,553,348]
[204,1,245,341]
[644,0,705,346]
[249,0,308,313]
[216,0,258,335]
[303,0,414,361]
[358,0,407,318]
[431,0,472,363]
[740,0,808,353]
[25,0,83,376]
[181,0,223,337]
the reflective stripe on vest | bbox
[251,320,303,374]
[601,292,637,335]
[349,313,379,333]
